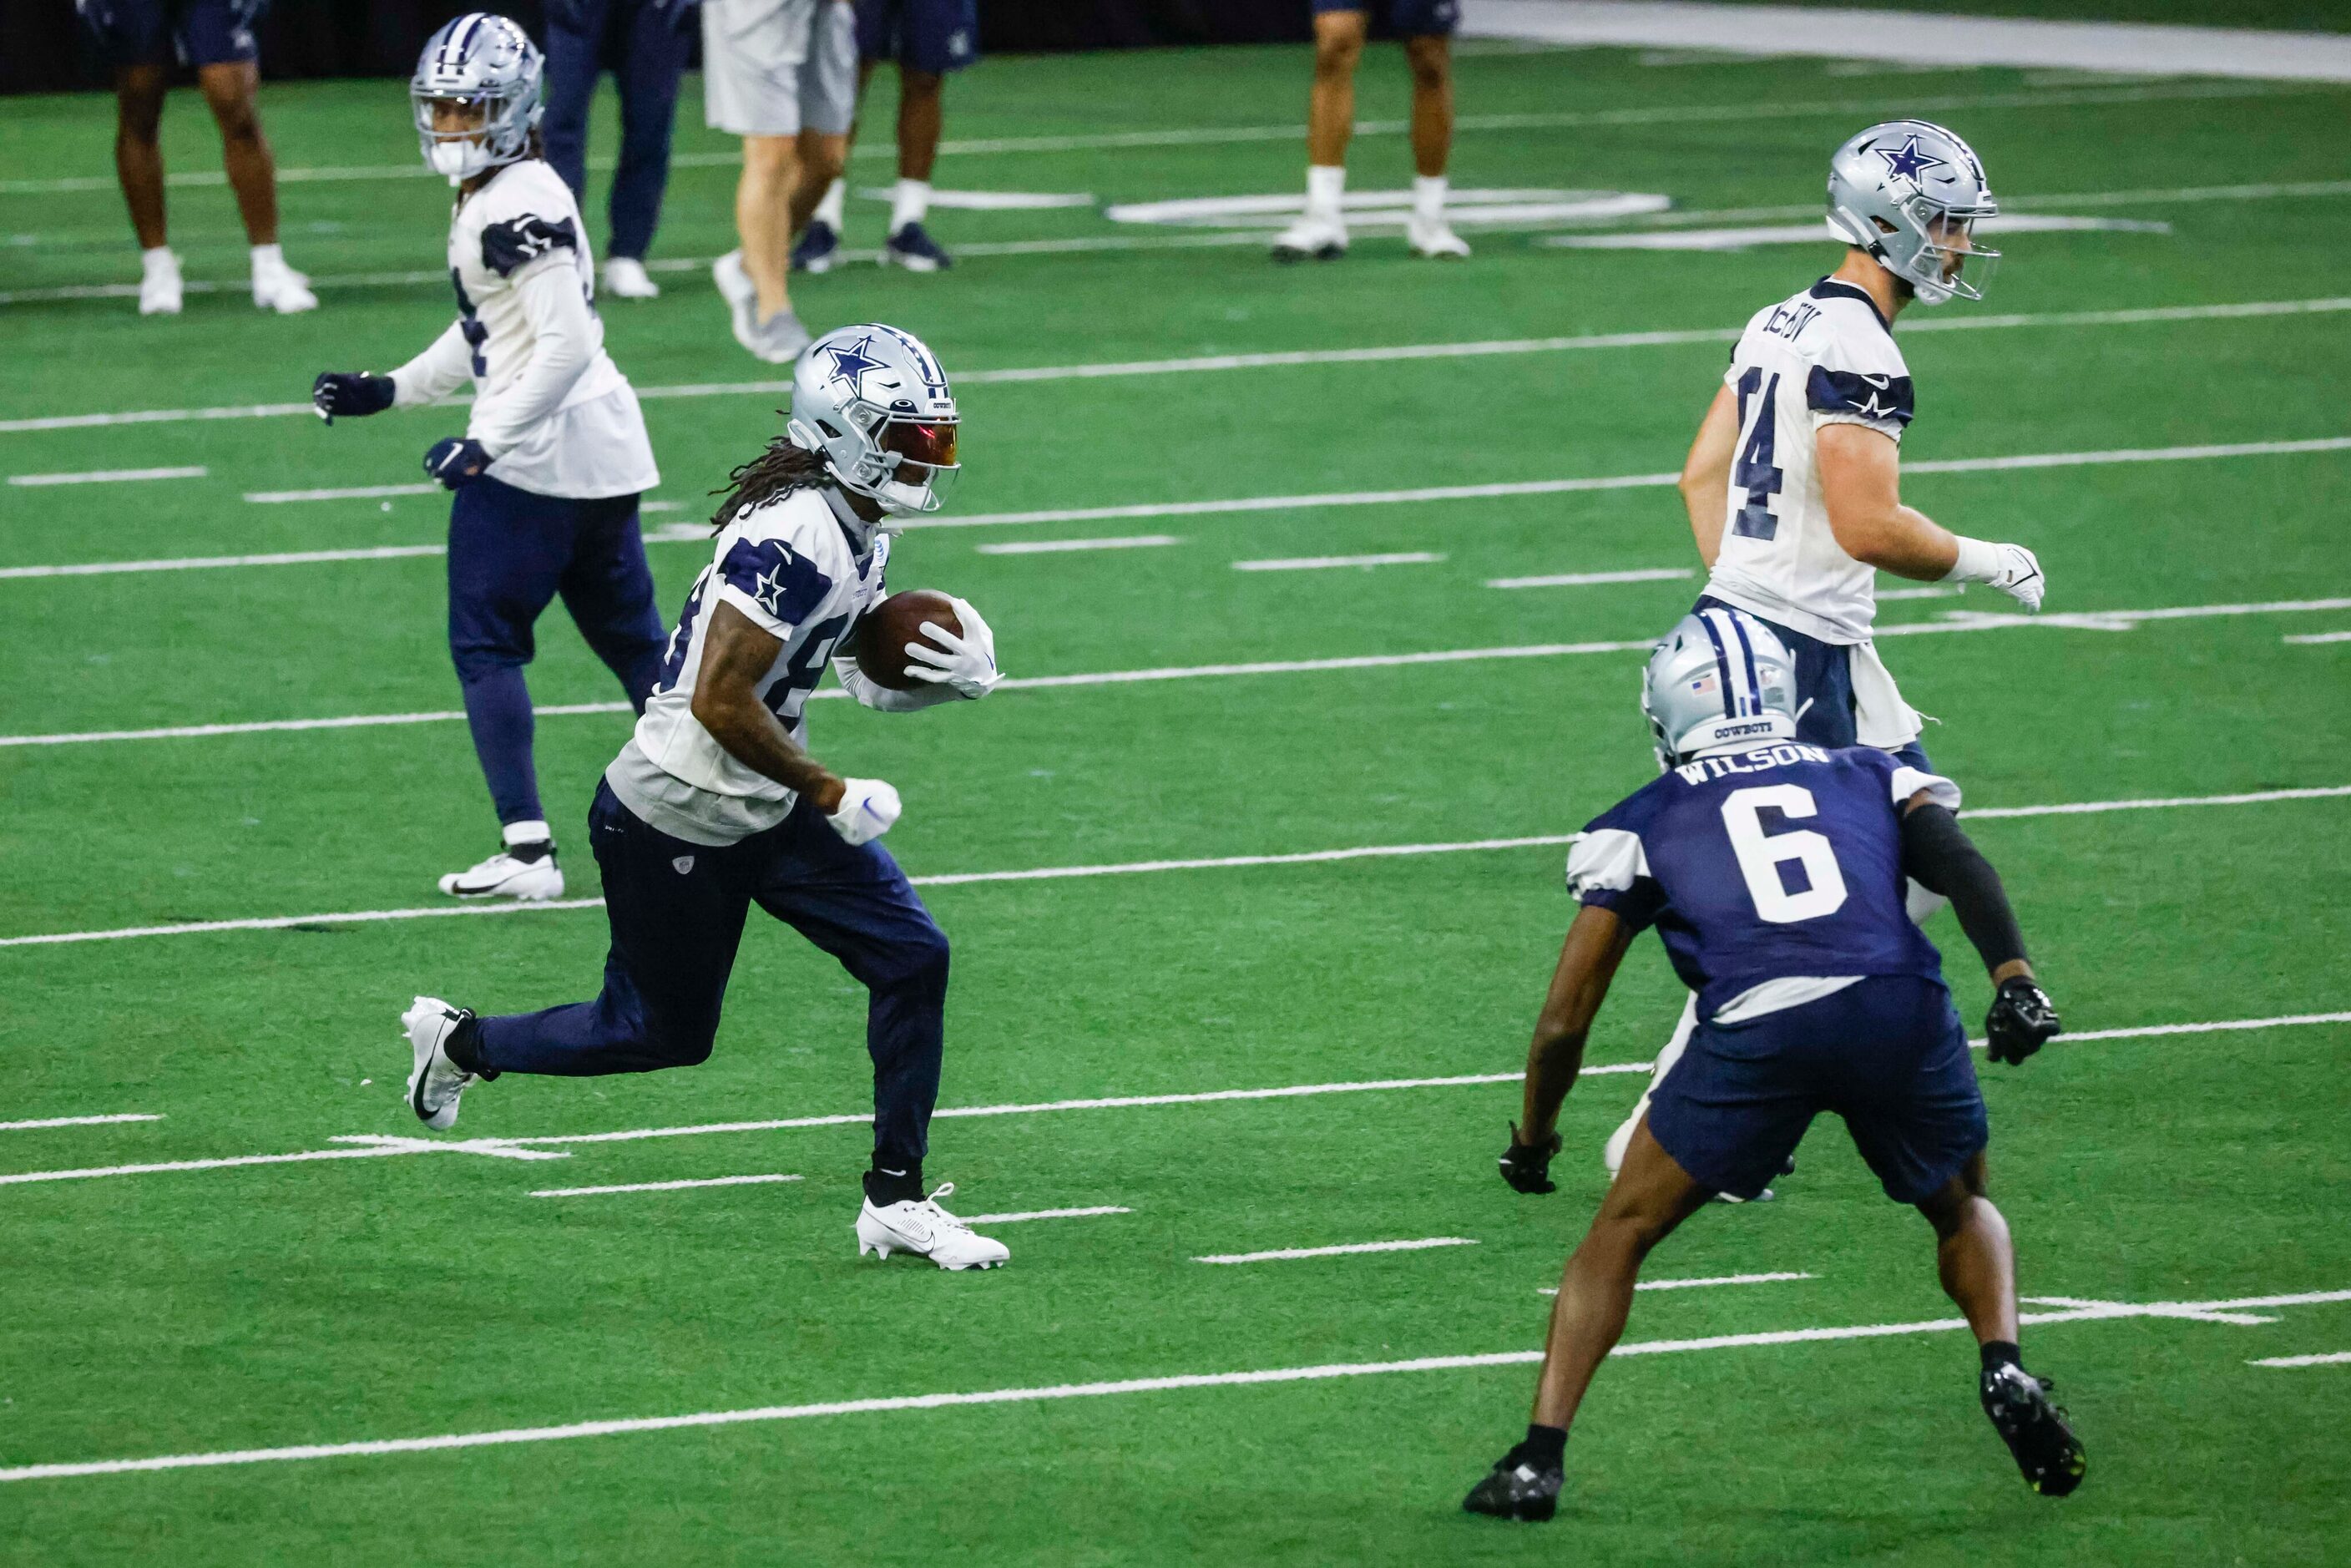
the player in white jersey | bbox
[399,322,1016,1272]
[1587,122,2053,1190]
[312,15,668,904]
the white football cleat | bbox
[402,995,477,1130]
[252,255,318,313]
[602,256,660,299]
[856,1182,1009,1271]
[1407,215,1473,260]
[1271,211,1347,263]
[139,249,184,316]
[437,842,564,901]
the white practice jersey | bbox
[609,488,890,845]
[1701,278,1914,646]
[392,159,659,499]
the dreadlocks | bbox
[710,425,832,533]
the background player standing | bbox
[1272,0,1469,262]
[541,0,697,301]
[400,323,1009,1271]
[1601,120,2052,1183]
[793,0,978,274]
[1469,610,2077,1521]
[311,13,667,903]
[74,0,316,316]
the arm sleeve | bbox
[832,652,959,713]
[1899,804,2028,974]
[390,322,475,408]
[468,259,600,458]
[1564,827,1667,933]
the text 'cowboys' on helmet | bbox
[1826,120,1999,306]
[787,324,962,518]
[410,13,544,186]
[1641,607,1801,768]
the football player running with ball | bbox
[313,15,670,904]
[1465,610,2076,1521]
[1593,121,2050,1190]
[400,324,1014,1272]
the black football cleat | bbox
[1980,1363,2086,1496]
[1462,1448,1563,1522]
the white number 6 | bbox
[1719,784,1848,923]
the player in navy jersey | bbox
[1464,609,2079,1522]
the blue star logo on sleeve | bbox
[821,334,886,392]
[1877,134,1949,186]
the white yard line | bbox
[531,1173,802,1198]
[2248,1351,2351,1368]
[0,1113,162,1132]
[242,483,438,504]
[1233,552,1443,572]
[1195,1237,1479,1265]
[0,545,447,580]
[6,1285,2338,1482]
[6,787,2349,948]
[7,466,204,487]
[11,296,2349,436]
[1541,1269,1814,1294]
[971,534,1181,555]
[2284,630,2351,645]
[1489,567,1692,589]
[959,1206,1131,1224]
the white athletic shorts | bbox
[701,0,857,138]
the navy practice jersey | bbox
[1565,743,1961,1019]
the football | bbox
[852,589,963,690]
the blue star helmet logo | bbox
[1877,134,1949,187]
[820,334,886,392]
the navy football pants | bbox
[475,781,951,1175]
[542,0,690,262]
[447,476,668,829]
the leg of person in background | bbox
[880,66,949,269]
[192,48,316,311]
[541,0,605,230]
[724,133,811,360]
[110,62,182,315]
[794,60,863,274]
[1272,6,1365,261]
[603,0,690,299]
[779,0,857,296]
[790,127,849,237]
[1403,28,1470,258]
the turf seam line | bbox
[529,1174,803,1198]
[6,1287,2340,1483]
[1540,1271,1816,1295]
[0,1113,163,1132]
[2247,1351,2351,1368]
[1194,1237,1479,1264]
[958,1206,1131,1224]
[6,466,205,486]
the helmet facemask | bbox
[1873,200,2000,306]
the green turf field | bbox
[3,33,2349,1567]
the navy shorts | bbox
[855,0,978,73]
[1694,594,1934,772]
[1646,974,1989,1204]
[1312,0,1459,35]
[83,0,265,68]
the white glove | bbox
[904,596,1000,700]
[825,777,902,846]
[1944,537,2045,613]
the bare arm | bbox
[1517,904,1640,1144]
[1816,422,1962,580]
[687,601,846,812]
[1678,384,1737,569]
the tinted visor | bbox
[877,417,959,475]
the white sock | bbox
[142,245,177,274]
[1305,164,1345,220]
[889,178,930,235]
[815,177,847,231]
[250,242,284,275]
[1413,174,1448,225]
[502,819,552,848]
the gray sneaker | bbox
[749,305,811,364]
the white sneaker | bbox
[437,842,564,901]
[1408,215,1473,260]
[603,256,660,299]
[1271,210,1347,262]
[139,250,184,316]
[402,995,477,1131]
[252,255,319,313]
[856,1182,1010,1271]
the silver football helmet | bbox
[1641,607,1799,768]
[787,323,962,518]
[411,13,544,185]
[1826,120,1999,306]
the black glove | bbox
[1985,974,2060,1065]
[423,436,493,490]
[1499,1122,1564,1194]
[311,372,395,423]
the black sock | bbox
[1980,1339,2023,1373]
[863,1166,923,1206]
[444,1014,496,1080]
[1514,1424,1567,1470]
